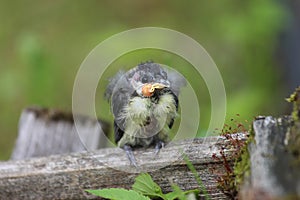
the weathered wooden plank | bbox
[11,107,110,160]
[240,116,300,199]
[0,134,246,200]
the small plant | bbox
[212,114,250,199]
[86,173,199,200]
[182,153,210,200]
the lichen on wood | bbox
[286,86,300,165]
[286,86,300,121]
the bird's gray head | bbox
[127,62,170,97]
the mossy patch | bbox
[286,86,300,121]
[213,115,250,198]
[233,127,253,190]
[286,86,300,162]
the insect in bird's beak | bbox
[142,83,168,97]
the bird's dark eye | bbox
[141,76,148,83]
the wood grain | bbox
[0,134,246,200]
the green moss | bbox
[214,118,252,198]
[286,87,300,161]
[286,86,300,121]
[233,131,253,189]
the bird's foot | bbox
[154,140,165,156]
[123,145,138,167]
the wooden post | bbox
[240,116,300,199]
[11,107,110,160]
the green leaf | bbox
[171,184,186,200]
[86,188,150,200]
[132,173,164,199]
[183,189,199,197]
[165,191,179,200]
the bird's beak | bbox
[142,83,168,97]
[149,83,168,92]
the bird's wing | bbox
[165,68,187,97]
[105,70,135,131]
[105,70,125,101]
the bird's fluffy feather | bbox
[105,62,185,147]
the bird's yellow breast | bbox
[117,93,177,148]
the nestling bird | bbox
[105,61,186,166]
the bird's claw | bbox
[154,141,165,156]
[124,145,138,168]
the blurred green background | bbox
[0,0,297,160]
